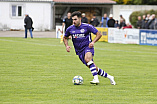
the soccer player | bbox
[62,12,73,34]
[63,11,116,85]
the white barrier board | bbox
[108,28,139,44]
[56,26,64,38]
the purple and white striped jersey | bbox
[64,23,98,55]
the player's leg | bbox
[84,52,116,85]
[78,47,115,85]
[85,52,99,84]
[96,67,116,85]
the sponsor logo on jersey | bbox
[73,34,85,38]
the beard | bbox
[74,22,81,27]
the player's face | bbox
[67,13,71,18]
[72,16,81,27]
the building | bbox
[0,0,54,31]
[54,0,116,26]
[1,0,157,31]
[0,0,116,31]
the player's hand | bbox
[66,46,71,52]
[68,36,72,39]
[89,42,94,48]
[58,28,63,34]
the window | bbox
[12,5,22,17]
[12,5,16,16]
[18,6,22,16]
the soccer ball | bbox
[72,75,83,85]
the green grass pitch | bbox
[0,37,156,104]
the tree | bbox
[113,0,157,5]
[123,0,132,4]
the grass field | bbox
[0,37,157,104]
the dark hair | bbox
[67,12,71,14]
[71,11,81,18]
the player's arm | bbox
[89,31,102,48]
[62,18,66,34]
[61,22,65,34]
[63,36,71,52]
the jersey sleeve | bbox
[87,24,98,34]
[64,27,70,37]
[63,18,65,23]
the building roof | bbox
[0,0,53,2]
[53,0,116,4]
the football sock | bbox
[106,74,112,79]
[97,68,108,78]
[87,61,98,79]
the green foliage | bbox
[0,37,157,103]
[129,11,140,28]
[142,0,157,5]
[114,0,157,5]
[132,0,142,5]
[129,9,157,28]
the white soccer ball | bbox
[72,75,83,85]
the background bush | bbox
[129,9,157,28]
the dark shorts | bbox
[78,47,94,66]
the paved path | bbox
[0,31,56,38]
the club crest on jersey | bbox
[73,34,85,38]
[80,29,85,33]
[72,31,75,33]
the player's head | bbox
[71,11,82,27]
[67,12,71,19]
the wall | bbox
[0,2,12,30]
[0,2,52,31]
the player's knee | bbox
[85,52,92,63]
[85,58,91,63]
